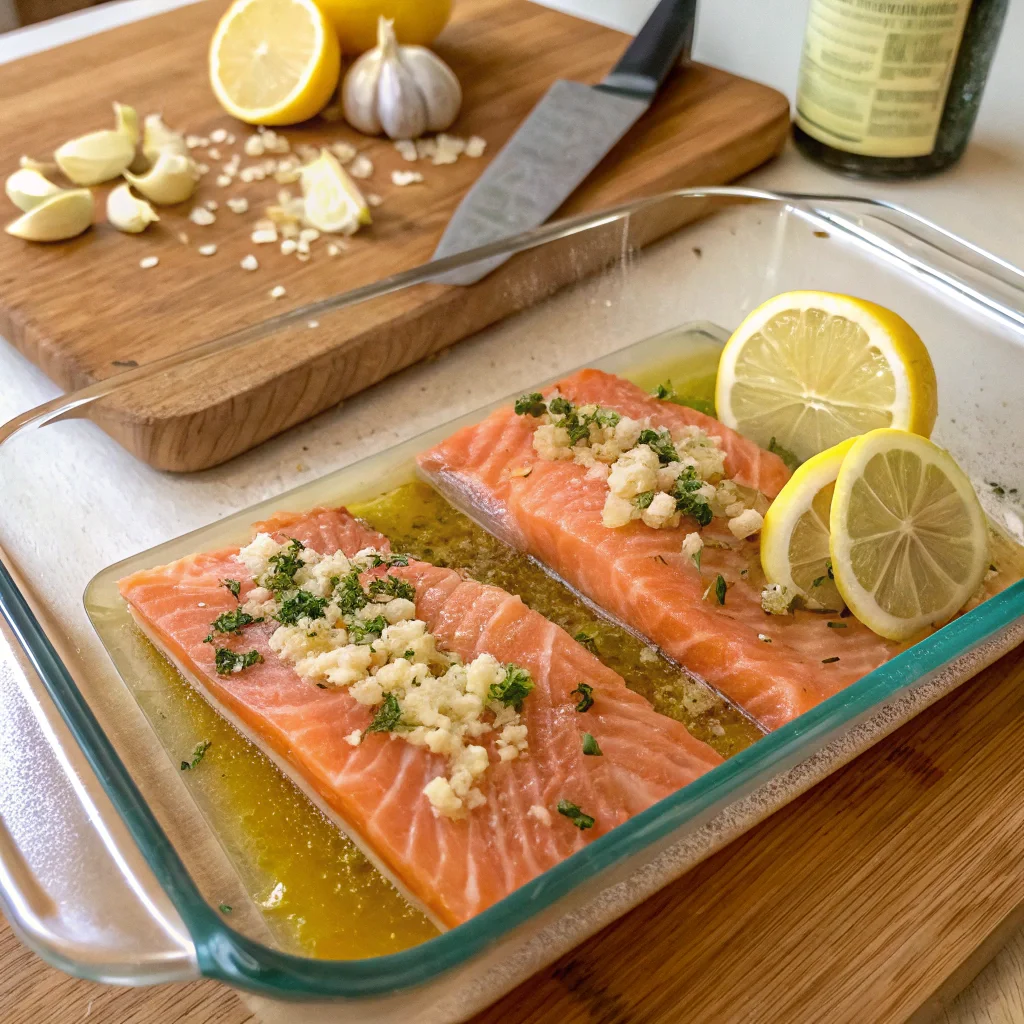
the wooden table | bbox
[6,644,1024,1024]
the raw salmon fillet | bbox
[119,506,722,927]
[418,369,902,730]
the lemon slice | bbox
[716,291,937,464]
[300,149,371,234]
[829,429,988,641]
[760,437,855,610]
[209,0,341,126]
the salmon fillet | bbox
[118,506,722,928]
[418,369,901,730]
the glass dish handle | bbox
[0,555,198,984]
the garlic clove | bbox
[5,168,63,212]
[123,149,200,205]
[114,102,140,147]
[106,183,159,233]
[300,149,371,235]
[342,47,385,135]
[19,155,58,174]
[377,49,428,140]
[5,189,94,242]
[401,48,462,133]
[142,113,188,167]
[55,129,136,187]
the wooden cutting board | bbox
[0,0,789,471]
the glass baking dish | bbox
[2,188,1024,1022]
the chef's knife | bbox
[431,0,698,286]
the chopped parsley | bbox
[768,436,801,472]
[218,904,232,914]
[557,800,595,830]
[366,692,402,733]
[364,551,410,568]
[402,649,415,660]
[691,547,702,572]
[336,570,369,614]
[275,590,328,626]
[826,621,847,629]
[488,664,535,712]
[635,490,656,510]
[582,732,602,756]
[672,466,713,526]
[636,427,679,465]
[573,631,599,655]
[811,559,834,588]
[651,380,716,416]
[540,397,620,447]
[221,578,241,600]
[514,392,547,417]
[703,574,727,605]
[570,682,595,713]
[822,656,840,664]
[205,608,261,639]
[548,396,573,416]
[368,574,416,602]
[262,538,306,594]
[348,614,388,644]
[180,739,211,771]
[214,647,263,675]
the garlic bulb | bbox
[54,102,138,186]
[106,183,159,233]
[5,168,63,212]
[5,189,94,242]
[342,17,462,140]
[123,149,200,205]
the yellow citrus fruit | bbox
[315,0,453,54]
[829,429,989,641]
[716,291,938,464]
[210,0,341,126]
[760,437,856,611]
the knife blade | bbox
[431,0,698,286]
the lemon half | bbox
[829,429,988,641]
[760,437,855,611]
[716,291,937,464]
[210,0,341,126]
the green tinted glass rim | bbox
[2,552,1022,998]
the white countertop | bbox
[1,1,1023,1021]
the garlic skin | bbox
[54,102,138,186]
[5,189,94,242]
[106,183,159,234]
[5,168,63,212]
[123,149,200,205]
[142,113,188,167]
[342,17,462,140]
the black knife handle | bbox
[596,0,698,102]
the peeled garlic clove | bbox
[106,183,159,234]
[5,189,93,242]
[123,149,200,205]
[5,168,63,212]
[114,102,140,147]
[55,129,136,186]
[19,155,58,174]
[342,17,462,140]
[142,113,188,167]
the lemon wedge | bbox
[760,437,855,611]
[209,0,341,126]
[300,149,371,234]
[716,291,937,464]
[829,429,988,641]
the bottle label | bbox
[795,0,972,158]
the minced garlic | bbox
[515,393,763,537]
[761,583,793,616]
[232,535,534,819]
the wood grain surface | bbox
[7,647,1024,1023]
[0,0,789,471]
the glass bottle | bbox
[793,0,1008,180]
